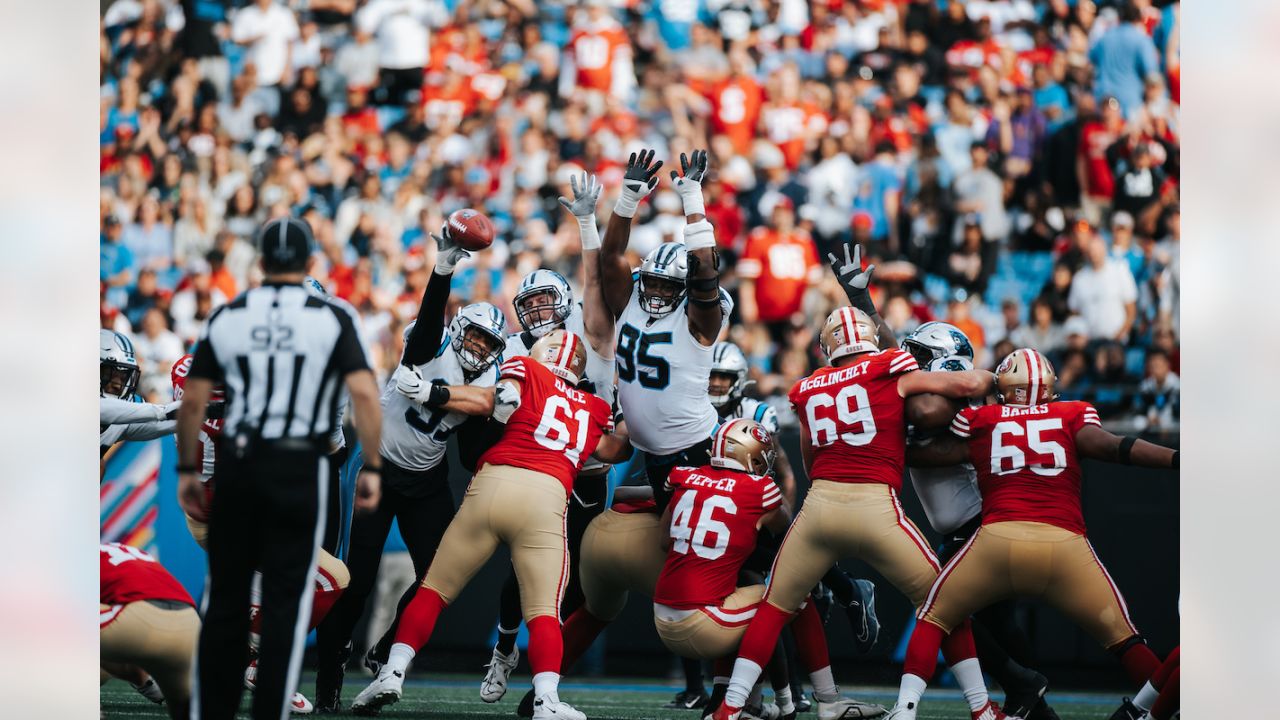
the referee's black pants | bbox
[197,444,328,720]
[315,456,455,680]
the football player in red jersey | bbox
[100,543,199,720]
[884,349,1177,720]
[713,305,1004,720]
[351,329,628,720]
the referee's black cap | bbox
[258,217,315,273]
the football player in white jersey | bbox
[313,226,505,713]
[100,329,184,455]
[902,323,1057,720]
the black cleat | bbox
[1026,698,1062,720]
[794,695,812,713]
[363,645,385,675]
[845,579,880,654]
[315,641,352,714]
[1108,698,1144,720]
[665,688,711,710]
[517,688,536,718]
[1000,673,1049,718]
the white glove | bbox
[162,400,182,420]
[558,173,603,250]
[614,149,663,219]
[393,364,430,404]
[493,381,522,423]
[432,225,472,275]
[669,149,709,216]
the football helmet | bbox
[819,307,879,363]
[637,243,688,317]
[709,342,749,409]
[449,302,507,374]
[710,418,776,476]
[171,354,226,403]
[100,329,141,400]
[513,269,574,338]
[303,274,329,297]
[995,348,1059,406]
[529,329,589,385]
[901,321,974,368]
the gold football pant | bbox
[422,464,569,621]
[764,480,941,612]
[579,509,668,621]
[918,520,1140,648]
[655,585,766,660]
[101,600,199,719]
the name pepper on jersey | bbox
[952,400,1102,534]
[788,348,919,489]
[478,356,614,496]
[653,465,782,610]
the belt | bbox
[257,437,325,452]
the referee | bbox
[176,217,383,720]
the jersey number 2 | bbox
[616,326,671,389]
[669,490,737,560]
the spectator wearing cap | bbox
[852,141,903,256]
[231,0,301,117]
[101,215,134,308]
[1068,233,1138,342]
[171,257,230,342]
[952,142,1009,245]
[1107,211,1146,278]
[356,0,443,106]
[1089,1,1161,118]
[737,194,822,349]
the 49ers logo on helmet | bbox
[748,424,770,445]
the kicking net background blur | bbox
[97,0,1178,689]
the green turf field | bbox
[100,673,1122,719]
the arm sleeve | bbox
[401,269,453,367]
[887,348,921,376]
[330,305,372,376]
[950,406,975,439]
[117,419,178,442]
[187,337,223,382]
[100,397,168,425]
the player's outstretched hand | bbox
[558,173,602,219]
[669,149,709,186]
[178,472,208,522]
[615,149,663,218]
[827,241,876,299]
[431,224,471,274]
[393,363,428,400]
[355,468,381,514]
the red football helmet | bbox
[171,354,225,403]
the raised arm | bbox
[827,242,896,346]
[905,393,965,431]
[558,173,614,354]
[1075,424,1178,469]
[670,150,723,345]
[602,150,663,318]
[401,228,470,367]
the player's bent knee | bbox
[317,551,350,589]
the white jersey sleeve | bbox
[100,396,174,426]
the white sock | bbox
[533,671,560,699]
[724,659,763,708]
[809,666,839,703]
[713,676,730,687]
[774,686,795,715]
[949,658,990,711]
[1133,680,1158,710]
[387,643,415,675]
[897,673,927,710]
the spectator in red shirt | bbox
[737,194,822,348]
[1077,95,1126,225]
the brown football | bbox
[446,208,496,251]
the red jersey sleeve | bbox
[760,477,782,511]
[665,466,691,494]
[499,356,530,383]
[1066,401,1103,434]
[885,348,920,376]
[951,404,978,439]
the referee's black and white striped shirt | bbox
[188,281,370,443]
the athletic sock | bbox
[560,608,610,673]
[808,666,839,703]
[724,658,764,709]
[532,671,560,700]
[1132,681,1159,711]
[1112,639,1161,687]
[386,643,415,675]
[495,624,520,656]
[904,620,946,682]
[683,657,704,693]
[774,686,795,715]
[790,600,831,673]
[738,602,792,668]
[895,674,927,715]
[391,586,448,653]
[526,615,564,677]
[949,658,991,712]
[1149,667,1179,720]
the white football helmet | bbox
[709,342,749,409]
[513,269,574,338]
[637,243,688,317]
[100,329,141,400]
[449,303,507,374]
[901,321,975,369]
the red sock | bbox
[789,600,831,674]
[1113,638,1161,687]
[939,619,978,666]
[561,608,610,673]
[308,567,345,629]
[1150,667,1179,720]
[737,602,791,668]
[392,586,447,652]
[526,615,564,676]
[903,620,947,680]
[1151,646,1180,689]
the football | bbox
[447,208,496,251]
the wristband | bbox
[176,464,198,474]
[1118,436,1136,464]
[682,219,715,251]
[577,215,602,250]
[614,193,640,219]
[362,465,381,474]
[678,189,705,217]
[1171,450,1179,469]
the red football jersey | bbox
[478,357,614,495]
[952,401,1102,534]
[653,465,782,610]
[100,543,194,620]
[789,349,919,490]
[570,23,629,92]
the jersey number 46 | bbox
[669,490,737,561]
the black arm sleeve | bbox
[188,337,223,382]
[401,270,453,367]
[329,304,371,375]
[455,415,503,473]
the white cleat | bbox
[532,693,587,720]
[480,646,520,703]
[244,659,316,714]
[818,697,889,720]
[131,678,165,704]
[350,668,404,716]
[881,703,918,720]
[742,702,782,720]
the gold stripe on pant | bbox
[764,480,941,612]
[919,520,1140,648]
[579,509,667,621]
[100,601,199,711]
[423,464,569,621]
[655,585,765,660]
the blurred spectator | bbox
[737,195,821,346]
[945,294,987,368]
[1112,143,1165,218]
[565,0,635,101]
[945,215,992,296]
[1010,297,1067,354]
[125,268,165,329]
[952,142,1008,244]
[1077,96,1125,225]
[334,26,381,91]
[101,214,134,308]
[231,0,301,117]
[133,307,186,393]
[852,141,903,256]
[171,259,229,342]
[1106,211,1145,278]
[1068,234,1138,342]
[1132,349,1179,431]
[356,0,442,106]
[985,89,1047,179]
[1089,2,1161,117]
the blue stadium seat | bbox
[1125,347,1148,377]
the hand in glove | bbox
[669,149,709,216]
[432,223,472,275]
[826,241,877,314]
[614,149,663,219]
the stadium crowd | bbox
[99,0,1180,433]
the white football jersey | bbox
[504,305,616,472]
[909,464,982,536]
[100,397,178,452]
[720,397,780,436]
[380,332,499,472]
[615,287,732,455]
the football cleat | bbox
[794,695,812,714]
[314,640,353,714]
[709,703,743,720]
[845,579,880,654]
[881,703,917,720]
[666,687,711,709]
[1000,672,1049,718]
[244,659,315,714]
[1025,698,1063,720]
[972,700,1009,720]
[363,645,385,676]
[130,677,165,704]
[350,668,404,716]
[518,688,537,717]
[480,646,520,702]
[817,697,888,719]
[1107,698,1144,720]
[532,693,587,720]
